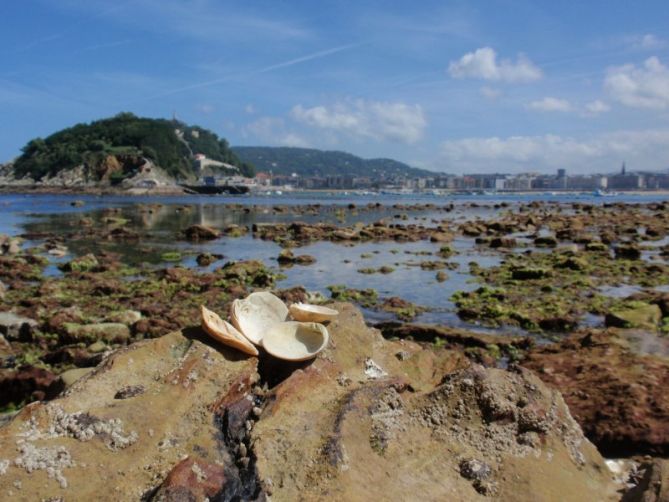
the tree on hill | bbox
[13,112,254,180]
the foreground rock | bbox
[0,329,256,499]
[0,304,622,500]
[251,305,618,501]
[522,329,669,457]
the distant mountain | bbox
[233,146,434,178]
[11,113,254,182]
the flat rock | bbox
[605,303,662,330]
[62,322,131,344]
[59,367,94,389]
[105,310,142,326]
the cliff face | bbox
[0,303,621,500]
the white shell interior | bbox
[289,303,338,322]
[231,291,289,345]
[262,321,329,361]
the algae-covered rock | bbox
[182,224,220,241]
[196,252,223,267]
[605,303,662,329]
[523,329,669,457]
[490,237,517,248]
[511,267,551,280]
[557,256,588,271]
[62,322,131,344]
[277,249,316,265]
[615,244,641,260]
[585,241,608,252]
[59,253,99,272]
[534,236,558,247]
[105,310,142,326]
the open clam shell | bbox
[262,321,329,361]
[200,305,259,356]
[289,303,339,323]
[230,291,289,345]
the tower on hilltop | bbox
[621,161,626,175]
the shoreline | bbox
[2,184,669,197]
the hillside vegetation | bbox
[13,113,254,181]
[233,146,433,178]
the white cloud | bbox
[622,33,667,50]
[448,47,542,83]
[583,100,611,115]
[196,104,215,114]
[527,97,572,112]
[480,86,501,99]
[244,117,309,147]
[605,57,669,109]
[291,99,426,144]
[640,34,665,49]
[439,129,669,173]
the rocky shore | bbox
[0,198,668,499]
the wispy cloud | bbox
[64,0,311,43]
[583,100,611,116]
[243,117,309,147]
[527,97,572,112]
[255,44,363,74]
[71,39,133,55]
[143,43,362,99]
[9,1,134,54]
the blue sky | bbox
[2,0,669,173]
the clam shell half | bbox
[230,291,289,345]
[200,305,259,356]
[262,321,329,361]
[289,303,339,323]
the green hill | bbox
[13,113,254,181]
[232,146,433,178]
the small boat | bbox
[593,189,619,197]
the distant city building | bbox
[254,172,272,186]
[608,162,644,190]
[566,175,606,191]
[241,159,668,192]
